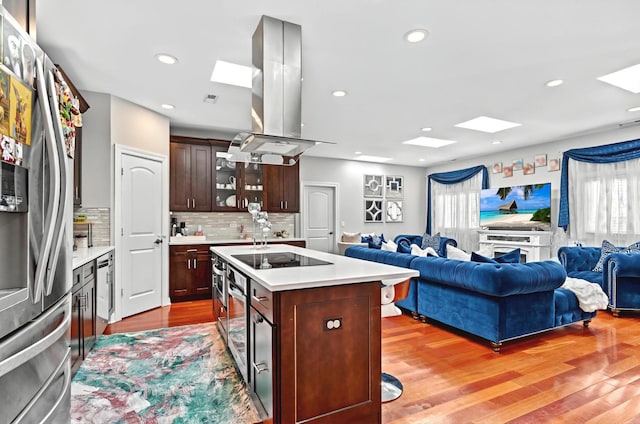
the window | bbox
[431,172,482,251]
[569,158,640,245]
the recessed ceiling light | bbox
[492,140,502,145]
[402,136,457,148]
[161,104,175,110]
[546,79,564,87]
[628,106,640,112]
[210,60,252,88]
[418,158,425,162]
[405,29,428,43]
[454,116,521,133]
[354,155,391,163]
[155,53,178,65]
[597,64,640,94]
[332,90,347,97]
[421,127,432,132]
[355,151,362,154]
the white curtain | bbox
[568,157,640,246]
[431,172,482,251]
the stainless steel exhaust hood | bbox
[228,15,332,165]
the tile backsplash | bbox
[171,212,297,240]
[73,207,110,246]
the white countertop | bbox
[210,244,418,292]
[170,237,305,246]
[73,246,115,269]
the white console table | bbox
[478,230,552,262]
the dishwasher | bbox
[95,252,113,336]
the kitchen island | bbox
[210,244,418,424]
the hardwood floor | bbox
[106,300,640,423]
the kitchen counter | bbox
[72,246,115,269]
[210,244,418,291]
[169,236,305,246]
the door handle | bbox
[329,232,334,235]
[154,238,163,244]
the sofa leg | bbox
[491,342,502,353]
[411,312,419,320]
[419,315,428,323]
[583,319,591,327]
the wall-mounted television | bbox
[480,183,552,230]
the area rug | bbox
[71,322,261,424]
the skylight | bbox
[210,60,252,88]
[597,64,640,94]
[354,155,392,163]
[402,136,457,148]
[454,116,521,133]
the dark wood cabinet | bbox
[73,128,82,207]
[249,280,381,423]
[169,136,300,213]
[170,140,212,211]
[263,162,300,212]
[71,261,96,375]
[169,245,212,301]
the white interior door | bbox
[120,152,163,317]
[302,184,337,252]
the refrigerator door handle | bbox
[33,57,61,302]
[0,294,71,379]
[12,349,71,424]
[44,69,70,296]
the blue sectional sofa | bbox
[559,246,640,316]
[345,245,596,351]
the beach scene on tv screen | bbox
[480,183,552,230]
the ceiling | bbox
[35,1,640,167]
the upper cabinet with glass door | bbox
[212,145,264,211]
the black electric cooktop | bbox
[231,252,332,269]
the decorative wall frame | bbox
[385,200,403,222]
[364,199,383,222]
[548,158,560,171]
[492,162,502,174]
[363,174,384,197]
[385,175,404,198]
[523,161,535,175]
[535,154,547,167]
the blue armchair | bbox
[558,246,640,316]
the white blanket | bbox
[560,277,609,313]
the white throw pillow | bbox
[446,244,471,261]
[446,244,509,262]
[381,240,398,252]
[341,231,361,243]
[410,244,439,257]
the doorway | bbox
[114,145,168,320]
[301,182,339,253]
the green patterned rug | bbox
[71,322,260,423]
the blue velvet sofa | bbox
[345,245,596,351]
[559,246,640,316]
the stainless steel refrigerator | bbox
[0,7,74,423]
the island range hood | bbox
[228,15,332,166]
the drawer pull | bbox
[252,361,269,374]
[252,295,269,304]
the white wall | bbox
[299,156,428,238]
[80,91,111,207]
[111,97,170,157]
